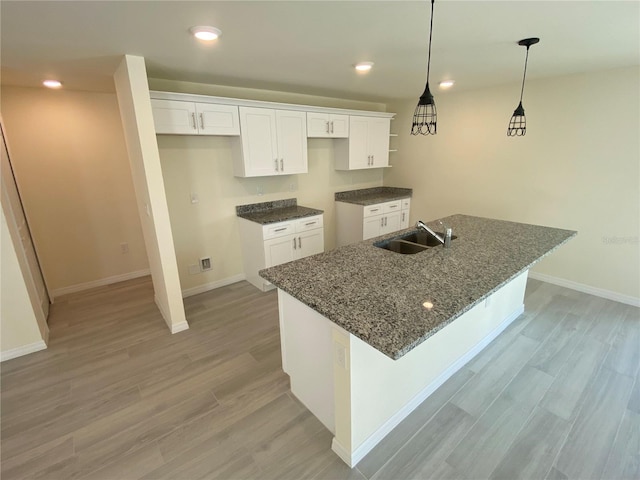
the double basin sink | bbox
[375,229,457,254]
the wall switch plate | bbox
[190,192,199,204]
[120,242,129,254]
[199,257,212,271]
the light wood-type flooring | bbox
[1,276,638,479]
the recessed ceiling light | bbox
[354,62,374,73]
[42,80,63,89]
[190,26,222,41]
[439,80,455,89]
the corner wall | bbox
[385,66,640,303]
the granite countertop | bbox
[335,186,412,206]
[236,198,323,225]
[260,214,576,360]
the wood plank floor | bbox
[1,276,638,479]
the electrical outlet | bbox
[188,264,200,275]
[200,257,212,272]
[120,242,129,254]
[190,192,199,204]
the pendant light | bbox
[507,37,539,136]
[411,0,437,135]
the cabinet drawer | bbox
[363,204,384,218]
[383,200,402,214]
[401,198,411,210]
[263,222,295,240]
[296,215,323,232]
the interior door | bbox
[1,121,50,320]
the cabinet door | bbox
[195,103,240,135]
[381,211,402,235]
[400,210,409,229]
[348,116,370,169]
[296,229,324,259]
[307,112,330,138]
[328,114,349,138]
[151,99,198,134]
[238,107,279,177]
[368,117,391,168]
[265,234,296,267]
[276,110,308,175]
[363,215,382,240]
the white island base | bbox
[277,270,529,467]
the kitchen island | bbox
[259,214,576,466]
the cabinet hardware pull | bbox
[305,222,316,226]
[326,122,330,134]
[191,112,197,130]
[385,217,388,226]
[371,155,374,165]
[199,113,204,129]
[380,218,384,227]
[402,213,405,221]
[389,205,397,208]
[275,227,287,232]
[293,238,297,249]
[298,237,302,248]
[330,121,334,134]
[275,159,279,171]
[370,208,379,212]
[280,159,284,171]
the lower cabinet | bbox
[239,215,324,291]
[336,199,410,247]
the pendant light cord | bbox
[426,0,435,82]
[518,46,530,103]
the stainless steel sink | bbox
[375,229,458,254]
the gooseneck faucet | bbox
[416,220,453,248]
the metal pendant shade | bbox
[507,37,539,137]
[411,0,437,135]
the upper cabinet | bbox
[149,91,395,176]
[233,107,308,177]
[307,113,349,138]
[334,116,391,170]
[150,99,240,135]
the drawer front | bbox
[401,198,411,210]
[263,221,295,240]
[383,200,402,214]
[296,215,323,233]
[363,204,384,218]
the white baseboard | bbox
[51,269,151,301]
[333,304,525,468]
[170,321,190,334]
[529,272,640,307]
[181,273,246,298]
[1,340,47,362]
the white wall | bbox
[385,66,640,303]
[114,55,187,332]
[1,209,46,360]
[0,86,149,297]
[151,80,388,294]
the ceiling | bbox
[1,1,638,102]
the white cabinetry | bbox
[150,99,240,135]
[239,215,324,291]
[307,113,349,138]
[335,116,391,170]
[233,107,308,177]
[336,198,411,247]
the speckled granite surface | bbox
[236,198,323,225]
[335,187,412,205]
[260,214,576,360]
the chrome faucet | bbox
[416,220,452,248]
